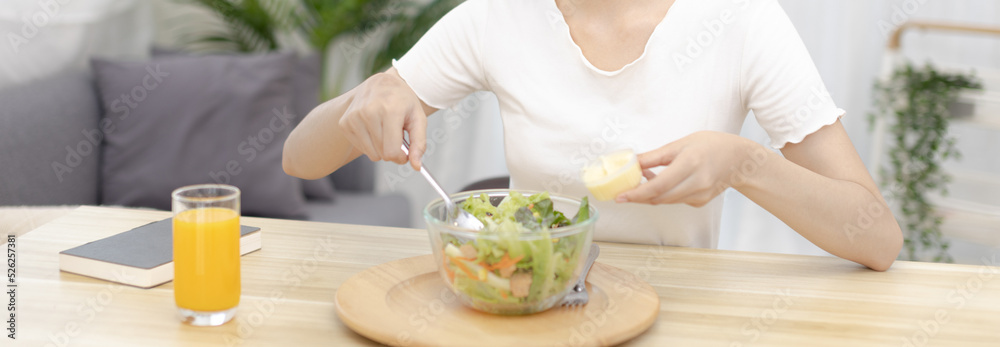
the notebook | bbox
[59,218,261,288]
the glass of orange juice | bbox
[171,184,241,326]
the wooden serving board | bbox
[335,255,660,347]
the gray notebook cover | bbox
[60,218,260,269]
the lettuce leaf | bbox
[448,191,591,308]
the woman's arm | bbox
[282,68,438,179]
[618,121,903,271]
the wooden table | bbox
[10,206,1000,346]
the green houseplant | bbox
[181,0,462,98]
[869,62,981,262]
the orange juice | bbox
[173,207,240,311]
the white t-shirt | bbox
[393,0,844,247]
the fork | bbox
[561,243,601,307]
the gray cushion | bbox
[304,192,411,228]
[290,54,322,130]
[291,54,336,201]
[302,178,336,201]
[151,48,336,201]
[92,53,307,218]
[0,70,101,205]
[330,157,376,193]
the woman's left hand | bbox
[616,131,772,207]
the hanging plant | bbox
[869,62,981,263]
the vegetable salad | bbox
[440,192,591,308]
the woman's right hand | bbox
[339,69,431,170]
[283,68,436,179]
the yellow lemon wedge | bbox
[581,149,642,201]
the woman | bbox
[283,0,903,270]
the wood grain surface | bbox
[334,255,660,347]
[10,206,1000,346]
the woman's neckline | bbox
[550,0,682,76]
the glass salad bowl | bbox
[424,189,598,315]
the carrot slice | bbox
[485,254,524,271]
[450,256,477,279]
[443,256,456,283]
[483,255,505,271]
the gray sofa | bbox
[0,69,411,228]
